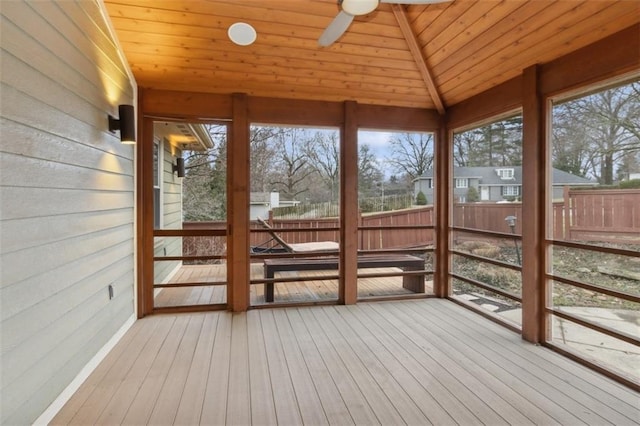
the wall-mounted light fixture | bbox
[173,157,185,178]
[108,104,136,144]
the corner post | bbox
[138,91,154,317]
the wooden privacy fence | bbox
[457,188,639,243]
[360,207,434,249]
[561,188,640,243]
[453,203,524,235]
[260,207,435,250]
[182,188,639,257]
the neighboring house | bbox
[152,122,213,284]
[250,192,300,220]
[413,166,593,202]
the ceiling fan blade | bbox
[381,0,451,4]
[318,11,354,47]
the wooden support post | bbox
[228,93,250,312]
[138,100,154,317]
[522,65,545,343]
[340,101,358,304]
[434,114,450,298]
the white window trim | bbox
[153,138,164,229]
[502,185,519,196]
[496,168,515,180]
[455,178,468,188]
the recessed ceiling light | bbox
[228,22,257,46]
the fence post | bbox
[563,185,570,240]
[358,210,363,250]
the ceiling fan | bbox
[319,0,451,47]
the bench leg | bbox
[264,266,275,302]
[265,283,274,302]
[402,270,425,293]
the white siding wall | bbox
[0,1,136,424]
[154,141,182,283]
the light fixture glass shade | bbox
[341,0,379,15]
[228,22,257,46]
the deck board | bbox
[272,309,329,425]
[284,309,355,425]
[296,308,380,425]
[199,312,232,425]
[259,310,305,425]
[375,302,570,425]
[52,300,640,426]
[340,304,489,425]
[173,313,219,425]
[406,301,627,424]
[424,301,640,423]
[246,310,278,425]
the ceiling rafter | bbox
[390,4,445,115]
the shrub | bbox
[620,179,640,189]
[416,191,428,205]
[466,186,480,202]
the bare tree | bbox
[250,126,280,192]
[358,143,384,197]
[388,132,434,180]
[553,82,640,183]
[305,131,340,201]
[182,124,227,220]
[269,128,316,199]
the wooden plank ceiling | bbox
[104,0,639,110]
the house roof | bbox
[103,1,639,111]
[153,121,214,151]
[415,166,594,185]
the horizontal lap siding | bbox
[154,141,181,284]
[0,1,136,424]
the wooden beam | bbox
[141,89,233,119]
[248,96,343,127]
[340,101,359,304]
[391,4,445,115]
[356,104,440,131]
[540,23,640,97]
[446,76,522,130]
[228,93,250,312]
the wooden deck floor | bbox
[155,264,433,307]
[51,299,639,425]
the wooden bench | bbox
[263,254,425,302]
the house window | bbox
[502,185,519,196]
[153,141,161,228]
[429,178,434,189]
[455,178,468,188]
[496,168,514,179]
